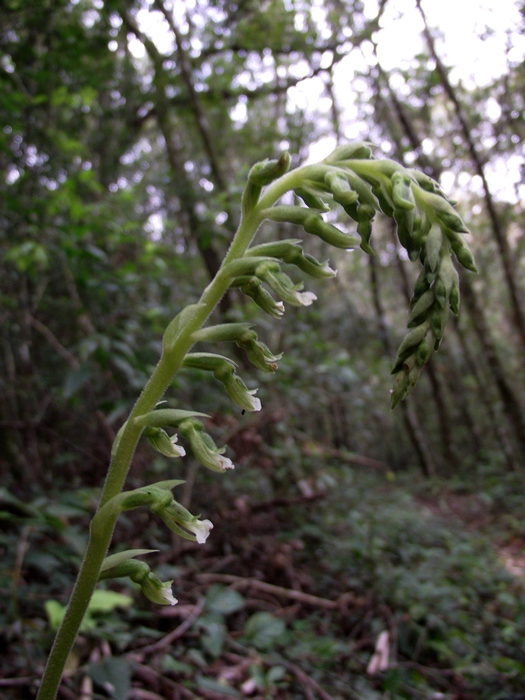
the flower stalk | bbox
[37,144,475,699]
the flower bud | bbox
[392,322,430,372]
[150,496,214,544]
[302,213,360,249]
[265,205,358,248]
[235,276,285,317]
[247,240,336,279]
[340,169,378,208]
[183,352,236,373]
[100,555,178,606]
[391,354,421,408]
[143,427,186,458]
[192,322,254,344]
[178,419,234,472]
[256,262,317,306]
[433,277,448,309]
[405,169,444,195]
[430,306,448,343]
[425,223,443,272]
[236,330,282,373]
[248,152,291,186]
[394,208,419,260]
[364,158,404,179]
[370,181,394,217]
[407,289,435,328]
[264,205,319,225]
[445,230,478,273]
[416,337,434,367]
[391,171,416,211]
[323,142,373,163]
[324,171,359,206]
[449,279,460,315]
[421,190,469,233]
[295,186,330,212]
[214,362,262,412]
[410,269,431,305]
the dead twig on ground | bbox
[196,573,364,609]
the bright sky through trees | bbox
[131,0,524,202]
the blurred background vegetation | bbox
[1,1,525,698]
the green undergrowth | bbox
[1,464,525,699]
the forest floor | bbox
[2,463,525,700]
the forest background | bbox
[1,1,525,698]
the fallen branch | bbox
[196,573,363,609]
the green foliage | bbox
[45,590,133,632]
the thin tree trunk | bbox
[451,321,521,472]
[416,0,525,354]
[121,11,231,313]
[459,276,525,458]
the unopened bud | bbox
[295,187,330,212]
[248,152,291,187]
[410,269,431,305]
[446,231,477,273]
[324,171,359,206]
[248,240,336,279]
[192,322,254,344]
[393,323,430,371]
[407,289,435,328]
[236,330,282,373]
[425,223,443,272]
[303,213,360,249]
[323,142,373,163]
[237,276,286,317]
[430,306,448,342]
[391,171,416,211]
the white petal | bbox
[160,585,178,606]
[217,455,235,470]
[191,518,214,544]
[250,396,262,411]
[296,291,317,306]
[321,262,337,276]
[170,436,186,457]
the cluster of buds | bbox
[235,143,475,407]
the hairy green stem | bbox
[37,164,308,700]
